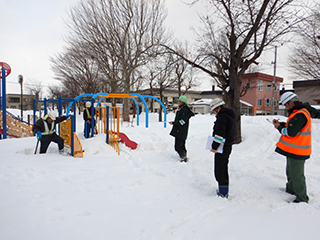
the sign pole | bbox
[1,67,7,139]
[18,75,23,120]
[0,62,12,139]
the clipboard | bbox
[206,135,225,153]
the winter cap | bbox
[178,95,188,104]
[210,98,225,112]
[280,92,299,105]
[48,110,56,120]
[86,101,92,108]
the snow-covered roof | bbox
[240,100,254,107]
[190,99,254,107]
[190,99,213,106]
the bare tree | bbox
[65,0,168,120]
[47,85,64,100]
[26,79,43,100]
[174,61,199,97]
[145,53,176,121]
[288,3,320,79]
[50,42,105,97]
[161,41,199,96]
[164,0,304,143]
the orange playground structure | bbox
[0,110,33,138]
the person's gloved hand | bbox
[36,131,42,140]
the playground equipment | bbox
[0,62,35,139]
[118,132,138,150]
[59,116,83,158]
[33,98,84,158]
[0,110,33,138]
[108,106,121,155]
[0,62,11,139]
[66,92,167,155]
[1,70,167,156]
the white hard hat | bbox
[280,92,298,105]
[48,110,56,120]
[86,101,92,108]
[210,98,225,112]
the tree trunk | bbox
[227,73,242,144]
[123,79,130,122]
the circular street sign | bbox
[0,62,12,78]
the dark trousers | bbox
[286,157,309,202]
[174,138,186,158]
[40,133,64,154]
[214,145,232,186]
[84,121,92,138]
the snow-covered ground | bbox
[1,110,320,240]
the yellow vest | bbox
[41,115,55,135]
[86,108,92,119]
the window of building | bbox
[257,99,262,106]
[265,98,271,106]
[266,84,271,91]
[173,97,178,104]
[9,97,20,103]
[163,97,167,104]
[258,80,263,91]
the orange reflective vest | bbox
[276,108,312,157]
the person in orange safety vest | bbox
[272,92,317,203]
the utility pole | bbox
[18,75,23,120]
[271,46,277,115]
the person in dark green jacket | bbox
[272,92,316,203]
[169,95,194,162]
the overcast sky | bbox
[0,0,292,95]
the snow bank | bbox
[1,113,320,240]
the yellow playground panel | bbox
[0,110,33,137]
[95,106,108,134]
[95,106,121,155]
[109,106,120,155]
[60,118,83,158]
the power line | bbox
[6,81,52,88]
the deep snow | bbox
[1,110,320,240]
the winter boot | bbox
[217,186,229,198]
[59,149,69,156]
[179,152,188,162]
[180,156,187,162]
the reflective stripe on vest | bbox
[42,115,55,135]
[86,108,92,119]
[276,108,312,156]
